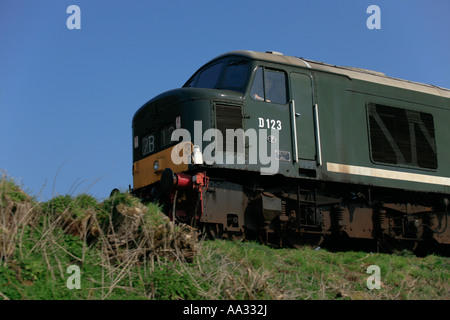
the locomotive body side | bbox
[315,68,450,194]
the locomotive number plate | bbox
[258,117,282,130]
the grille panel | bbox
[215,104,243,153]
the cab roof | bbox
[211,50,450,99]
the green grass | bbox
[0,175,449,300]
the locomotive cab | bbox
[132,51,320,197]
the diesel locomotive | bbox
[131,50,450,254]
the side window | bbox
[367,103,437,170]
[250,67,264,101]
[250,66,287,104]
[265,69,287,104]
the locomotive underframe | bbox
[135,168,450,255]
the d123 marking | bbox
[258,117,282,130]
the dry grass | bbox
[0,177,39,265]
[1,175,449,300]
[0,175,200,299]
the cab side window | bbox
[250,66,287,104]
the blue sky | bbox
[1,0,449,201]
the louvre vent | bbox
[367,104,437,170]
[215,104,243,154]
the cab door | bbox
[290,72,316,162]
[243,66,293,175]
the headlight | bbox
[153,160,160,170]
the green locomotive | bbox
[132,50,450,254]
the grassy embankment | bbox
[0,175,448,300]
